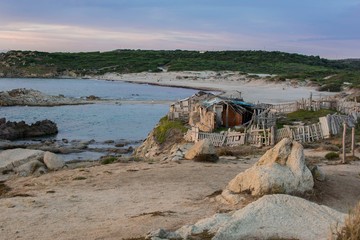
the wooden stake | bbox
[342,122,346,164]
[351,127,355,157]
[225,103,229,128]
[271,126,275,146]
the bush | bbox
[101,156,118,165]
[325,152,340,160]
[336,201,360,240]
[153,116,187,144]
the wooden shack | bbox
[168,91,214,121]
[191,97,255,132]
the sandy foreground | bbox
[96,71,336,103]
[1,152,360,240]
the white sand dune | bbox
[95,71,336,104]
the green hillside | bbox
[1,49,360,91]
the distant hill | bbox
[0,50,359,91]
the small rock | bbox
[43,152,65,170]
[309,165,326,182]
[220,189,245,205]
[15,160,45,177]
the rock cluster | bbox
[0,148,65,176]
[148,194,346,240]
[227,138,314,196]
[0,88,88,106]
[0,118,58,140]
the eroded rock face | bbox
[148,194,346,240]
[227,138,314,196]
[184,139,219,162]
[0,118,58,140]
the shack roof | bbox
[202,97,254,108]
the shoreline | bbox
[93,71,337,104]
[0,71,338,104]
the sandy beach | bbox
[96,71,336,104]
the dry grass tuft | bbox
[336,201,360,240]
[0,181,11,197]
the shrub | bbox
[101,156,118,165]
[153,116,187,144]
[194,154,219,163]
[336,201,360,240]
[325,152,340,160]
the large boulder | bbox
[213,194,345,240]
[43,151,65,170]
[227,138,314,196]
[0,148,45,174]
[184,139,219,162]
[149,194,346,240]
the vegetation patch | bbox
[336,201,360,240]
[0,181,11,197]
[194,154,219,163]
[277,109,336,128]
[131,210,176,218]
[325,152,340,160]
[154,116,187,144]
[100,156,118,165]
[73,176,87,180]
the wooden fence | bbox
[270,97,337,114]
[186,126,274,147]
[186,112,355,147]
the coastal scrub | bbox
[154,116,187,144]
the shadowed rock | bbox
[0,118,58,140]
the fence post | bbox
[271,126,275,145]
[351,127,355,157]
[342,122,346,164]
[194,127,199,142]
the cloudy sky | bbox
[0,0,359,59]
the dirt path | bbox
[1,152,360,239]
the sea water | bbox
[0,78,198,142]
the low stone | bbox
[220,189,245,205]
[43,151,65,170]
[147,228,181,240]
[0,149,44,174]
[15,160,45,177]
[33,166,48,176]
[309,165,326,182]
[175,214,231,239]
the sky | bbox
[0,0,359,59]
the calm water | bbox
[0,78,198,141]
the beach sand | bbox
[96,71,336,104]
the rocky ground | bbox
[0,144,359,239]
[0,88,92,106]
